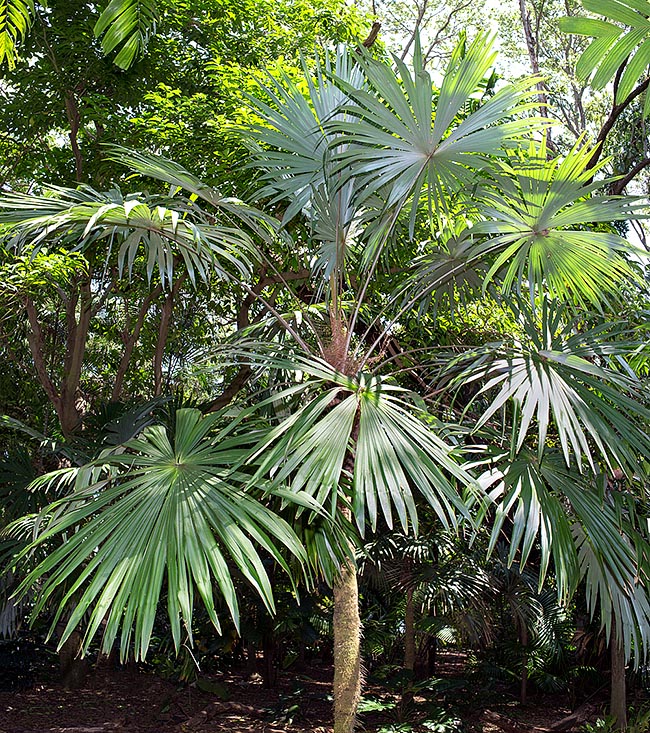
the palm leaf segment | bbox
[0,0,33,69]
[560,0,650,115]
[460,298,650,474]
[94,0,158,70]
[474,140,644,309]
[333,35,546,233]
[244,352,476,537]
[482,450,650,660]
[0,180,255,288]
[247,47,366,282]
[15,409,307,660]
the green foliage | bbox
[560,1,650,113]
[94,0,158,69]
[13,408,308,660]
[0,0,33,69]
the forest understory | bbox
[0,647,622,733]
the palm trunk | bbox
[610,625,627,730]
[401,576,416,711]
[520,625,529,705]
[333,561,362,733]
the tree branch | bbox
[588,76,650,174]
[112,284,163,401]
[23,296,60,407]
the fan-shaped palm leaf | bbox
[458,299,650,472]
[475,140,644,308]
[238,351,476,537]
[0,185,254,287]
[104,147,280,240]
[246,45,365,222]
[482,447,650,659]
[333,35,546,231]
[14,408,307,660]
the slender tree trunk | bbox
[57,624,88,690]
[401,582,416,711]
[112,285,162,401]
[520,625,529,705]
[610,625,627,730]
[404,585,416,673]
[333,561,362,733]
[518,0,555,151]
[153,275,186,397]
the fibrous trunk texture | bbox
[333,562,362,733]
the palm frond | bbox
[475,140,645,309]
[14,409,307,660]
[333,34,546,231]
[457,298,650,473]
[0,185,254,287]
[104,147,280,240]
[94,0,157,69]
[560,1,650,113]
[242,353,476,537]
[246,45,365,222]
[0,0,33,69]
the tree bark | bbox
[58,629,88,690]
[520,624,529,705]
[112,285,162,401]
[64,90,84,182]
[153,275,186,397]
[610,625,627,730]
[401,581,416,710]
[333,561,362,733]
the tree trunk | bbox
[520,625,529,705]
[610,625,627,730]
[58,630,88,690]
[333,562,362,733]
[404,585,416,672]
[401,581,416,710]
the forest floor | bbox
[0,651,605,733]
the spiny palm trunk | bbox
[328,304,363,733]
[333,561,362,733]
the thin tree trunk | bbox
[518,0,554,151]
[153,275,186,397]
[57,627,88,690]
[610,625,627,730]
[404,585,416,673]
[520,625,529,705]
[333,561,362,733]
[112,285,162,401]
[401,582,416,711]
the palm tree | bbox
[3,34,650,733]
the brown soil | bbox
[0,652,604,733]
[0,665,335,733]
